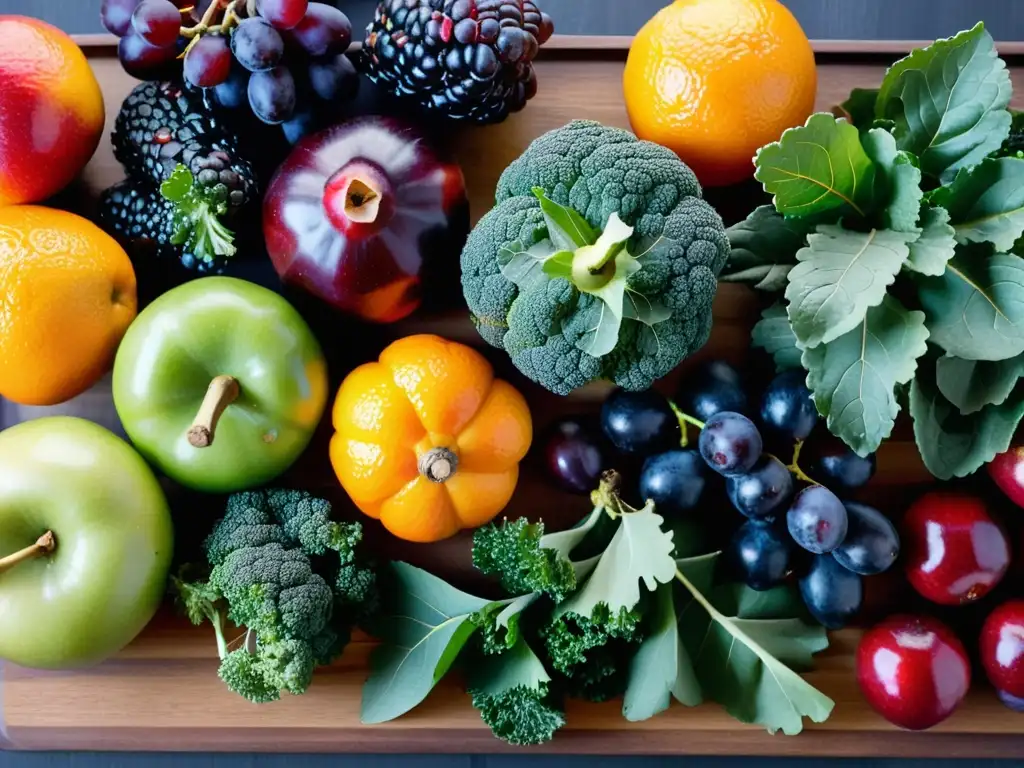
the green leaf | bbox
[713,583,810,625]
[835,88,879,130]
[623,582,701,722]
[539,507,605,561]
[554,503,677,622]
[861,128,923,232]
[935,354,1024,414]
[721,206,808,291]
[904,207,957,276]
[875,22,1012,183]
[910,361,1024,479]
[803,295,929,456]
[497,240,565,291]
[362,562,494,724]
[542,250,574,280]
[785,224,916,347]
[754,113,875,219]
[675,552,720,596]
[929,157,1024,252]
[467,633,551,699]
[574,255,642,358]
[160,164,194,203]
[752,302,803,372]
[676,574,834,735]
[916,252,1024,361]
[532,187,597,249]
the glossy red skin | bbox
[980,600,1024,700]
[857,614,971,731]
[988,446,1024,509]
[902,491,1010,606]
[263,116,467,323]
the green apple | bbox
[0,416,173,669]
[112,276,329,493]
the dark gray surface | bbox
[4,0,1024,40]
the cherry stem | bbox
[418,447,458,483]
[785,440,820,486]
[188,375,241,448]
[669,400,705,449]
[0,531,56,575]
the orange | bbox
[0,16,105,206]
[0,206,138,406]
[624,0,817,187]
[330,334,532,543]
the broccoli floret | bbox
[461,120,729,395]
[265,489,363,558]
[472,519,577,603]
[203,491,286,567]
[542,605,642,675]
[218,647,282,704]
[471,683,566,746]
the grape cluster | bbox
[101,0,358,142]
[540,360,900,632]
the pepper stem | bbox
[188,375,240,448]
[0,531,56,575]
[418,447,458,483]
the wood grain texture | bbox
[3,51,1024,756]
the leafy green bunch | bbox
[360,473,833,746]
[722,23,1024,480]
[172,489,378,704]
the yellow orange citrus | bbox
[0,16,105,206]
[0,206,138,406]
[624,0,817,187]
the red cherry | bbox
[856,614,971,731]
[902,491,1010,606]
[980,599,1024,710]
[988,445,1024,509]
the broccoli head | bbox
[460,119,730,395]
[472,518,577,603]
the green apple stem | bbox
[0,531,56,575]
[188,375,241,448]
[418,447,459,483]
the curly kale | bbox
[542,605,642,676]
[461,119,729,395]
[472,518,577,603]
[171,489,377,703]
[471,682,566,746]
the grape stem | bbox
[668,400,705,449]
[785,440,820,486]
[180,0,243,48]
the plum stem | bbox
[0,531,56,575]
[418,447,458,483]
[188,375,241,448]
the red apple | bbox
[980,599,1024,712]
[857,615,971,730]
[989,446,1024,509]
[902,491,1010,606]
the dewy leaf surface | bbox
[904,207,957,276]
[935,354,1024,415]
[916,252,1024,361]
[754,113,875,219]
[929,157,1024,252]
[875,22,1012,183]
[752,302,803,372]
[861,128,923,232]
[362,563,494,724]
[785,224,915,347]
[803,296,929,456]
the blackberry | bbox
[361,0,553,124]
[99,80,258,274]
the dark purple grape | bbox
[639,450,706,514]
[832,502,899,576]
[799,554,863,629]
[787,486,848,554]
[247,65,296,124]
[761,370,819,442]
[676,360,748,423]
[117,31,178,79]
[183,34,232,88]
[698,411,762,475]
[601,389,678,457]
[102,0,143,36]
[231,17,285,72]
[288,3,351,57]
[544,418,605,494]
[807,436,877,492]
[282,109,316,145]
[213,64,250,108]
[307,53,359,102]
[726,455,793,520]
[257,0,308,30]
[998,690,1024,713]
[727,520,793,591]
[131,0,181,47]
